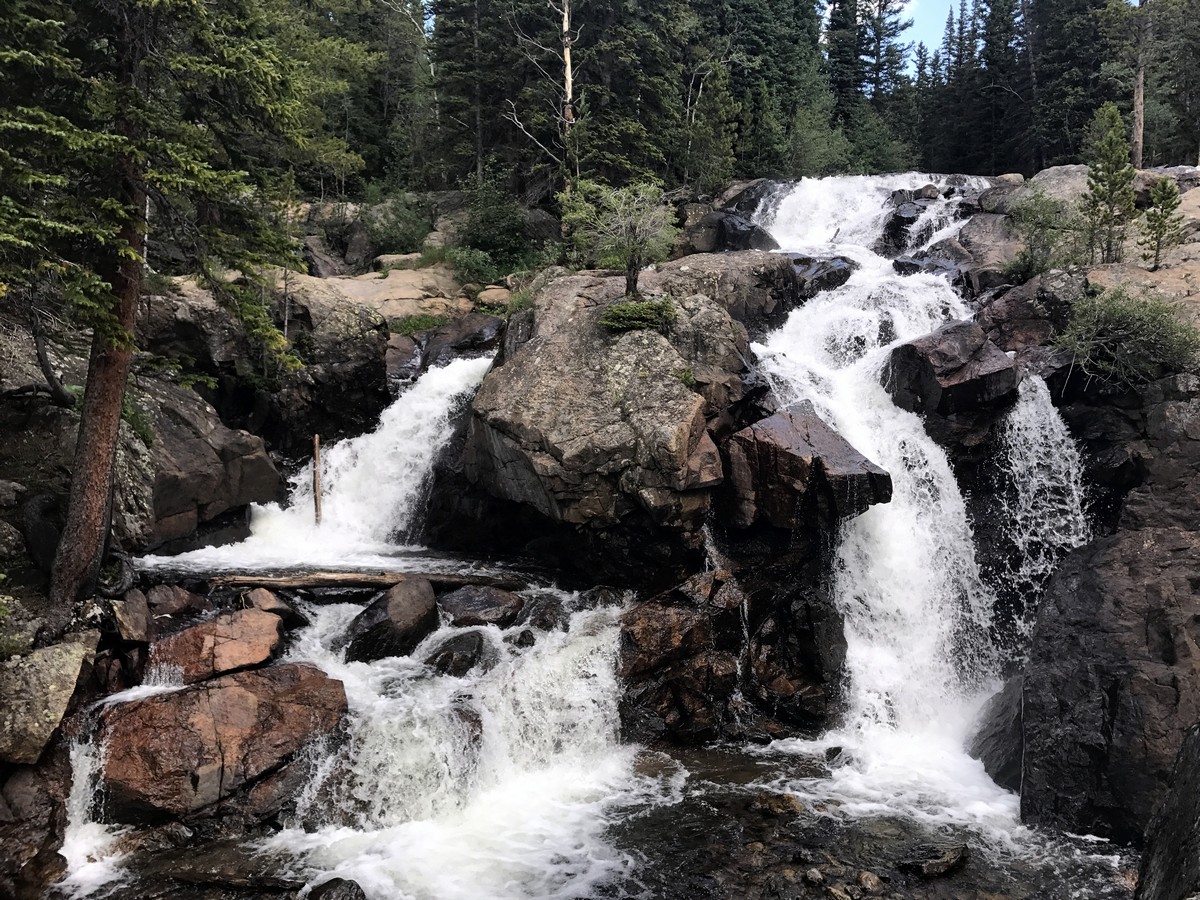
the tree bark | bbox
[50,160,145,606]
[1132,0,1148,168]
[31,317,76,409]
[625,257,641,296]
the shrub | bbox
[1055,286,1200,385]
[447,247,499,286]
[362,198,432,254]
[1004,189,1088,284]
[559,180,679,296]
[462,168,530,268]
[390,314,449,336]
[599,298,677,335]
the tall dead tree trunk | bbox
[1132,0,1150,168]
[561,0,576,182]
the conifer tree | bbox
[1138,176,1184,270]
[1082,102,1138,264]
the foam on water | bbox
[263,599,672,900]
[140,355,493,573]
[57,742,131,899]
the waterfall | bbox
[752,175,1089,842]
[263,598,666,899]
[57,740,130,899]
[141,355,493,572]
[994,375,1092,645]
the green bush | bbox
[1003,188,1087,284]
[1056,286,1200,385]
[599,298,677,335]
[447,247,499,286]
[461,168,530,267]
[362,198,432,254]
[390,313,449,336]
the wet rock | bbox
[240,587,309,629]
[0,763,70,898]
[345,579,439,663]
[423,631,498,676]
[438,585,525,627]
[967,675,1022,793]
[147,584,212,619]
[514,593,568,631]
[857,870,884,894]
[678,210,779,256]
[883,320,1020,416]
[619,603,713,680]
[785,254,858,299]
[129,840,305,892]
[149,608,283,684]
[715,179,780,218]
[112,589,152,642]
[648,252,801,333]
[724,400,892,530]
[385,333,422,382]
[877,200,935,257]
[312,878,369,900]
[1137,726,1200,900]
[0,634,98,764]
[898,843,968,878]
[751,792,805,817]
[99,663,346,821]
[976,269,1085,352]
[1021,527,1200,841]
[421,312,505,369]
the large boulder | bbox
[0,634,97,764]
[149,609,283,684]
[344,579,439,663]
[1137,726,1200,900]
[967,675,1023,793]
[883,320,1020,417]
[645,252,802,335]
[975,269,1085,353]
[678,210,780,256]
[723,401,892,530]
[957,214,1023,293]
[463,271,750,578]
[1020,375,1200,841]
[99,662,346,822]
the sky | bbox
[907,0,954,53]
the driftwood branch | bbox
[209,571,528,591]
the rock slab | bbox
[99,662,346,820]
[884,320,1020,416]
[724,401,892,529]
[1137,726,1200,900]
[0,636,97,764]
[149,608,283,684]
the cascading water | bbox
[262,598,672,899]
[141,355,493,572]
[751,176,1100,846]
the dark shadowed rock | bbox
[345,579,438,662]
[976,269,1085,352]
[876,200,934,257]
[438,585,525,627]
[1021,528,1200,841]
[303,235,351,278]
[312,878,369,900]
[678,210,779,256]
[785,255,858,299]
[619,604,713,680]
[967,675,1022,792]
[149,608,283,684]
[1137,726,1200,900]
[423,631,499,677]
[724,401,892,530]
[883,320,1020,416]
[385,333,422,382]
[147,584,212,619]
[99,662,346,821]
[421,313,505,369]
[899,843,968,878]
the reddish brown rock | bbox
[99,663,346,821]
[724,401,892,529]
[241,587,309,629]
[149,608,283,684]
[619,604,713,680]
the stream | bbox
[62,174,1136,899]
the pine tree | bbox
[828,0,864,124]
[1138,176,1184,270]
[860,0,913,106]
[1029,0,1109,164]
[1082,102,1138,264]
[979,0,1034,174]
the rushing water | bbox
[65,175,1122,899]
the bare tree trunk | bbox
[473,0,483,181]
[1132,0,1149,168]
[561,0,575,183]
[50,161,145,606]
[625,258,640,297]
[1020,0,1043,171]
[31,316,76,409]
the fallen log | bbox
[208,571,527,592]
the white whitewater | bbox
[753,176,1095,845]
[142,356,493,572]
[995,375,1092,643]
[264,599,671,900]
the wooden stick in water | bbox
[313,434,322,525]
